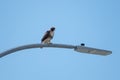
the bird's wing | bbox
[41,31,50,42]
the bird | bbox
[41,27,55,44]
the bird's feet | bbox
[48,42,53,44]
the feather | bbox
[41,31,50,42]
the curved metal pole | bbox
[0,43,76,58]
[0,43,112,58]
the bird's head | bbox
[50,27,55,31]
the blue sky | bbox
[0,0,120,80]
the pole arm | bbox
[0,43,76,58]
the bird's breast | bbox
[50,31,54,38]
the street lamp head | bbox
[74,45,112,56]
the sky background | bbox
[0,0,120,80]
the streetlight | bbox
[0,43,112,58]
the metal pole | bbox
[0,43,76,58]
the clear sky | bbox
[0,0,120,80]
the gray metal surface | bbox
[0,43,112,58]
[74,46,112,56]
[0,43,76,58]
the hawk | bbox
[41,27,55,44]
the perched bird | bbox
[41,27,55,44]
